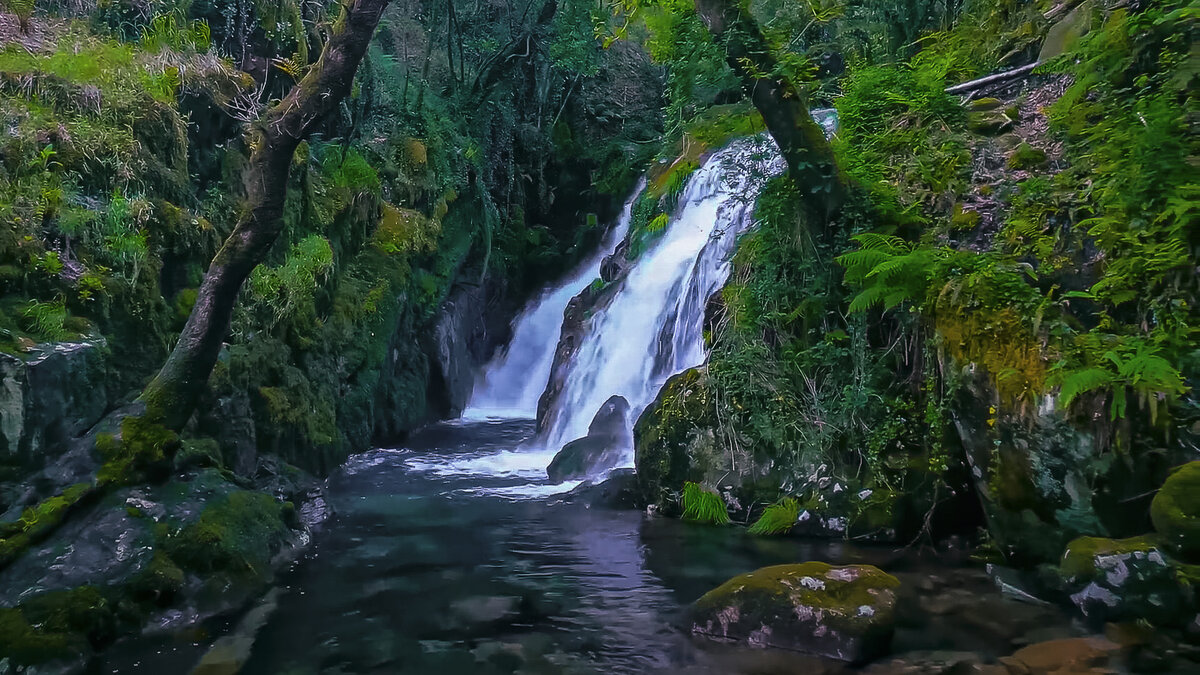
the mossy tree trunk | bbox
[692,0,846,234]
[140,0,392,431]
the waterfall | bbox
[463,181,645,419]
[539,136,784,455]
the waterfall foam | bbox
[463,181,645,419]
[539,136,784,457]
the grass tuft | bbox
[748,497,800,536]
[682,482,730,525]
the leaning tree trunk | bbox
[692,0,846,231]
[140,0,392,430]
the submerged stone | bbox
[546,395,631,484]
[1000,636,1118,674]
[689,562,900,662]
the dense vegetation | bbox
[630,0,1197,574]
[0,0,1195,667]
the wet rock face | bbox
[557,468,639,509]
[546,396,631,484]
[689,562,900,663]
[0,339,109,472]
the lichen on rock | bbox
[689,562,900,662]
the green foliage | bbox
[834,64,967,225]
[3,0,34,30]
[747,497,799,535]
[1052,337,1186,422]
[247,235,334,331]
[681,482,730,525]
[140,13,212,53]
[20,298,68,341]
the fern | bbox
[1056,367,1113,410]
[838,234,943,312]
[647,213,670,233]
[1054,340,1187,420]
[681,482,730,525]
[273,53,308,81]
[747,497,799,535]
[21,299,68,341]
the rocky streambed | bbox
[56,419,1198,674]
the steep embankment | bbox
[632,0,1197,626]
[0,1,662,666]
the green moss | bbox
[693,562,900,634]
[0,607,79,665]
[951,203,982,230]
[1060,534,1161,578]
[0,482,94,566]
[748,497,800,535]
[20,586,117,646]
[681,482,730,526]
[97,415,178,485]
[165,490,290,578]
[968,97,1004,112]
[1151,462,1200,561]
[1007,142,1048,169]
[128,552,185,606]
[174,437,223,471]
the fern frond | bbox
[1057,366,1114,409]
[647,213,670,233]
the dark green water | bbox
[97,419,1075,674]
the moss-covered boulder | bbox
[1058,535,1189,626]
[688,562,900,662]
[165,488,292,580]
[1151,462,1200,562]
[634,367,719,510]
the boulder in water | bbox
[1058,535,1187,626]
[558,468,639,509]
[689,562,900,663]
[546,396,630,484]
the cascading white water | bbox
[463,181,645,419]
[540,136,784,455]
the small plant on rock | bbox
[748,497,800,536]
[682,482,730,525]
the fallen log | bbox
[945,62,1040,96]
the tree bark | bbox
[692,0,846,230]
[139,0,392,430]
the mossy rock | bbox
[968,97,1005,112]
[127,551,185,606]
[164,489,291,579]
[968,110,1015,135]
[1007,142,1048,170]
[0,607,81,665]
[633,367,718,511]
[1059,535,1189,626]
[1151,462,1200,562]
[19,586,118,647]
[689,562,900,662]
[1038,0,1094,62]
[951,204,983,230]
